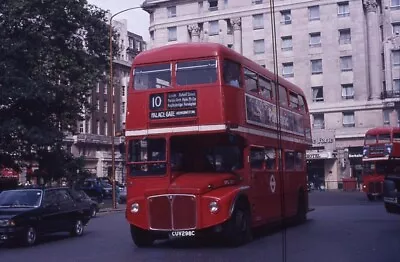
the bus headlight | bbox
[209,201,219,213]
[131,203,139,213]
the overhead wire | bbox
[268,0,287,261]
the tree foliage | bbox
[0,0,119,178]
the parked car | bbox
[0,187,92,246]
[69,189,100,218]
[118,186,126,204]
[80,178,112,202]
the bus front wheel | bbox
[130,225,154,248]
[223,202,253,247]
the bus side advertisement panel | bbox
[244,94,305,136]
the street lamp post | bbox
[109,6,141,209]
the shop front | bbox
[348,146,364,187]
[306,130,338,189]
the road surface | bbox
[1,191,399,262]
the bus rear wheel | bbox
[130,225,154,248]
[223,203,252,247]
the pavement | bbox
[1,191,399,262]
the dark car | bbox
[80,179,113,202]
[69,189,100,218]
[0,187,92,246]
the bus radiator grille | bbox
[147,194,197,231]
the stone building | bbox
[141,0,400,189]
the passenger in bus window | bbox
[223,60,240,87]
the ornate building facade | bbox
[141,0,400,189]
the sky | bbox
[87,0,150,41]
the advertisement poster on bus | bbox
[245,93,304,136]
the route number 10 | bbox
[149,94,164,110]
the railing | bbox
[381,90,400,99]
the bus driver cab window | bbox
[223,60,241,87]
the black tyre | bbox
[223,203,252,247]
[23,226,38,246]
[130,225,154,248]
[70,219,84,237]
[90,205,97,218]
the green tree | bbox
[0,0,119,178]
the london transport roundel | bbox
[270,174,276,193]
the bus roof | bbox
[365,127,400,135]
[133,42,305,96]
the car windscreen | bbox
[0,189,42,208]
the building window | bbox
[168,27,177,41]
[393,50,400,66]
[343,111,355,127]
[281,36,293,51]
[338,2,350,17]
[391,0,400,7]
[308,6,320,21]
[393,79,400,93]
[104,121,108,136]
[281,10,291,24]
[104,101,108,113]
[309,32,321,47]
[209,20,219,35]
[313,113,325,129]
[253,39,265,54]
[393,23,400,34]
[121,86,125,96]
[311,86,324,102]
[311,59,323,74]
[252,0,263,4]
[253,14,264,29]
[339,29,351,45]
[96,99,99,111]
[122,102,126,114]
[342,84,354,99]
[383,110,390,126]
[79,122,84,133]
[208,0,218,11]
[96,120,100,135]
[96,83,100,93]
[227,43,233,48]
[282,62,294,77]
[104,83,107,94]
[340,56,353,71]
[167,6,176,18]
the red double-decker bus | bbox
[124,43,312,247]
[362,127,400,202]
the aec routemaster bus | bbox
[363,127,400,214]
[124,43,312,247]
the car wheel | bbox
[90,205,97,218]
[70,219,84,237]
[23,226,38,246]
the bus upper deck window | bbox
[223,59,241,87]
[279,86,288,106]
[298,95,306,112]
[393,133,400,142]
[176,59,217,86]
[133,63,172,90]
[378,133,391,143]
